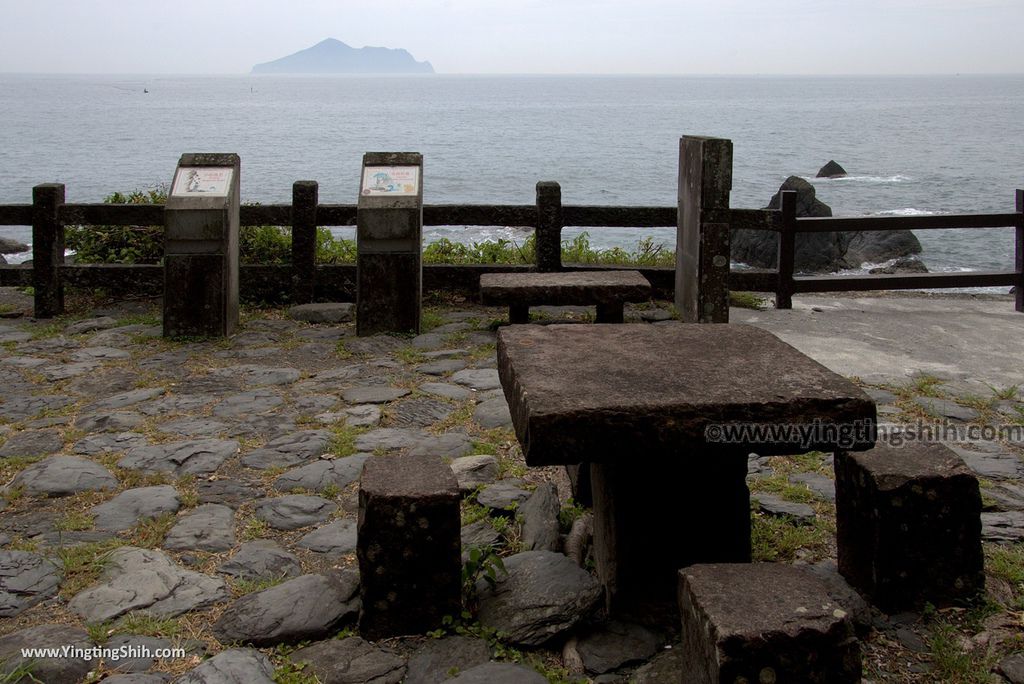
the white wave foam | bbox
[802,174,911,184]
[871,208,936,217]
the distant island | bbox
[251,38,434,74]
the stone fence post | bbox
[1016,189,1023,313]
[775,190,797,310]
[675,136,732,323]
[292,180,318,304]
[31,183,65,319]
[535,181,562,272]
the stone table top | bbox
[496,323,876,465]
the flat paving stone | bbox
[39,360,100,380]
[176,648,274,684]
[408,432,475,459]
[419,382,472,401]
[289,637,406,684]
[450,455,500,492]
[69,547,229,623]
[1,356,48,368]
[65,316,117,335]
[9,455,117,497]
[0,624,94,684]
[210,365,301,386]
[355,427,428,452]
[73,432,148,455]
[255,495,338,530]
[0,429,63,458]
[212,390,284,417]
[473,396,512,428]
[0,550,62,617]
[74,411,145,433]
[913,396,981,422]
[752,493,816,522]
[461,520,502,551]
[982,511,1024,542]
[949,445,1024,479]
[91,485,181,531]
[341,404,381,427]
[341,386,411,404]
[405,635,491,684]
[104,634,172,674]
[212,571,360,646]
[273,455,370,493]
[448,663,547,684]
[156,418,229,437]
[451,368,502,391]
[138,394,217,416]
[0,394,74,421]
[292,394,339,414]
[789,472,837,501]
[72,346,131,361]
[241,430,332,470]
[118,439,239,476]
[416,359,470,376]
[164,504,236,552]
[574,620,663,675]
[88,387,165,411]
[196,479,261,508]
[218,541,303,582]
[289,302,354,323]
[477,480,532,512]
[297,518,358,556]
[389,397,455,428]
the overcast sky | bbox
[1,0,1022,75]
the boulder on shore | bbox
[0,237,28,254]
[730,176,923,273]
[816,160,848,178]
[868,257,928,274]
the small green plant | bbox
[0,659,42,683]
[927,620,998,683]
[320,483,341,499]
[461,501,491,527]
[54,510,95,532]
[231,576,285,596]
[421,309,445,331]
[240,517,271,541]
[750,513,831,563]
[729,291,767,310]
[462,546,506,610]
[558,499,587,531]
[394,346,425,365]
[327,424,365,457]
[273,659,319,684]
[53,539,124,597]
[113,612,182,638]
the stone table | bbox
[496,323,876,609]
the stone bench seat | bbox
[678,563,862,683]
[834,442,984,613]
[479,271,652,324]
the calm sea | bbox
[1,73,1023,279]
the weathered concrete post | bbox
[356,152,423,336]
[1016,188,1023,313]
[775,190,797,310]
[163,153,240,338]
[31,183,65,319]
[675,136,732,323]
[291,180,318,304]
[535,181,562,272]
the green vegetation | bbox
[53,539,125,598]
[273,660,319,684]
[327,424,365,457]
[750,513,832,563]
[926,620,998,683]
[127,513,177,549]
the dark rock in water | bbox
[731,176,923,273]
[816,160,848,178]
[0,237,29,254]
[867,256,929,274]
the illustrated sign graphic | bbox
[361,166,419,196]
[172,167,233,197]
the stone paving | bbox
[0,294,1021,682]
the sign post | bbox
[356,152,423,336]
[163,153,240,338]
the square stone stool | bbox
[678,563,861,684]
[834,442,984,613]
[357,453,461,639]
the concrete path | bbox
[733,293,1023,388]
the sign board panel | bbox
[361,166,420,196]
[172,167,233,197]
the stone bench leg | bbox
[834,444,984,613]
[509,304,530,324]
[357,453,462,639]
[679,563,862,683]
[565,463,592,507]
[591,452,749,612]
[595,302,624,323]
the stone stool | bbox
[678,563,861,684]
[357,453,461,639]
[834,442,984,613]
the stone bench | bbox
[357,453,461,639]
[834,442,984,613]
[479,271,652,324]
[678,563,861,683]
